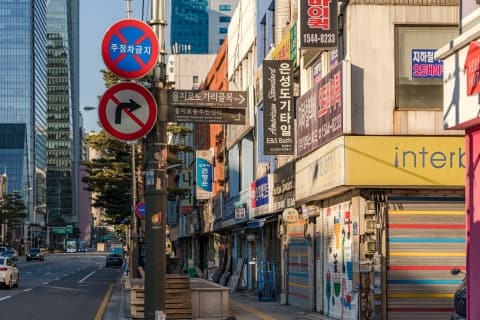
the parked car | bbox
[0,256,19,289]
[105,253,123,268]
[26,248,44,262]
[1,249,17,261]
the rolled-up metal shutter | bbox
[387,194,465,320]
[287,219,310,309]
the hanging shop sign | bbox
[300,0,338,49]
[195,149,213,200]
[282,207,299,224]
[301,204,320,219]
[263,60,294,155]
[273,162,295,212]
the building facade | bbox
[46,0,81,230]
[169,0,238,54]
[436,2,480,318]
[183,0,467,319]
[0,0,48,247]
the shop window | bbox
[394,25,457,109]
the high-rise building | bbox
[46,0,80,229]
[0,1,48,234]
[169,0,238,54]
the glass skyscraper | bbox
[0,0,48,228]
[46,0,80,227]
[170,0,238,54]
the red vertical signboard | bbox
[465,41,480,96]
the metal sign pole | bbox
[144,0,167,318]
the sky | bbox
[79,0,146,132]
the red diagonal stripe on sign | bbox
[135,32,148,45]
[111,95,145,128]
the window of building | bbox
[395,25,457,109]
[219,5,231,11]
[193,76,198,83]
[219,27,228,34]
[219,16,231,23]
[219,39,224,45]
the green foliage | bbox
[167,124,193,136]
[0,191,27,229]
[82,131,133,226]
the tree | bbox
[82,131,134,227]
[0,191,27,243]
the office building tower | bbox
[170,0,238,54]
[0,1,48,237]
[46,0,80,229]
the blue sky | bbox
[79,0,145,132]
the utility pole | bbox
[144,0,168,318]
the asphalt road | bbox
[0,252,122,320]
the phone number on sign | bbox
[320,114,342,138]
[303,33,336,45]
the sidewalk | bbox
[102,276,333,320]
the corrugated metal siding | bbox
[323,201,355,319]
[287,219,310,309]
[387,196,465,320]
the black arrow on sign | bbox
[115,99,141,124]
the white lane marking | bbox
[24,288,32,292]
[55,278,60,281]
[0,296,11,301]
[78,270,96,284]
[43,282,49,285]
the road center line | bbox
[0,296,11,301]
[78,270,96,283]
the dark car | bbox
[105,253,123,267]
[26,248,44,262]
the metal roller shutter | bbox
[387,194,465,320]
[287,219,310,309]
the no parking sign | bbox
[102,19,159,79]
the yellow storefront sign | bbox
[345,136,465,186]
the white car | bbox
[0,256,19,289]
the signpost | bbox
[98,82,157,141]
[167,90,248,124]
[102,19,159,79]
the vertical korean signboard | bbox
[300,0,338,49]
[297,62,343,157]
[196,150,213,200]
[263,60,294,155]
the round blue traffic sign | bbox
[102,19,159,79]
[135,201,146,219]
